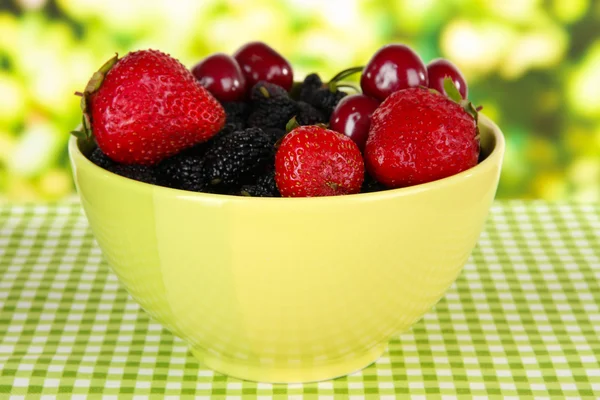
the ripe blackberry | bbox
[221,101,250,131]
[178,139,212,157]
[247,81,298,129]
[295,101,327,125]
[211,122,238,142]
[309,87,347,119]
[299,73,323,103]
[361,173,387,193]
[88,147,156,184]
[477,147,485,163]
[263,127,286,145]
[239,169,280,197]
[88,147,115,170]
[202,127,274,188]
[156,153,205,192]
[112,164,157,184]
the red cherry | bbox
[191,53,246,102]
[329,94,380,152]
[234,41,293,91]
[360,44,428,101]
[427,58,468,99]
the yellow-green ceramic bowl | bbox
[69,115,504,383]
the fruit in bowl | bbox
[69,42,504,383]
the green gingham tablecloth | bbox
[0,201,599,399]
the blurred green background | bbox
[0,0,599,201]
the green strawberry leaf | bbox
[70,127,86,140]
[79,94,87,113]
[286,116,300,133]
[443,77,462,103]
[84,53,118,94]
[71,53,119,142]
[442,77,481,125]
[464,101,479,125]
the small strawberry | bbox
[275,125,364,197]
[364,79,479,188]
[73,50,226,165]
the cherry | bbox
[427,58,468,99]
[191,53,246,102]
[329,94,380,152]
[360,44,428,101]
[234,41,293,92]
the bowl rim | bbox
[69,114,505,203]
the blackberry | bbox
[88,147,115,170]
[263,127,286,145]
[221,101,250,131]
[309,87,347,119]
[112,164,157,185]
[239,169,280,197]
[88,147,156,184]
[178,140,212,157]
[299,73,323,103]
[247,81,298,129]
[361,173,387,193]
[156,153,205,192]
[295,101,327,125]
[477,148,485,164]
[211,122,238,142]
[202,127,274,189]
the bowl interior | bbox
[73,113,503,200]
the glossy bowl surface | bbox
[69,115,504,383]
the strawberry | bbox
[275,125,364,197]
[73,50,226,165]
[364,79,479,188]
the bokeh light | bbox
[0,0,598,201]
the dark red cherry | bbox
[360,44,428,101]
[234,41,293,91]
[427,58,468,99]
[330,94,380,152]
[191,53,246,102]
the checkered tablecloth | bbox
[0,201,599,399]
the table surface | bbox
[0,201,599,399]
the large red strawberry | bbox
[275,125,364,197]
[365,81,479,188]
[74,50,225,165]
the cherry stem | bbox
[74,91,84,97]
[328,66,364,84]
[476,106,483,112]
[335,83,361,93]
